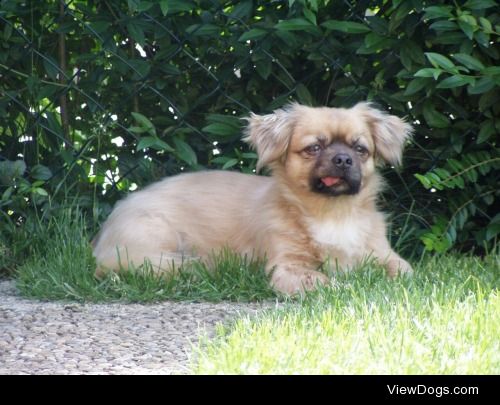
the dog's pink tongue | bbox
[321,176,341,187]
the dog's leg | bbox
[366,218,413,278]
[265,256,330,295]
[370,245,413,278]
[383,253,413,278]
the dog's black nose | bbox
[333,153,352,169]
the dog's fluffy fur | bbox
[92,102,413,294]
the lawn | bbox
[192,254,499,374]
[10,210,500,374]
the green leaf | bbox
[30,165,52,181]
[3,21,12,40]
[308,0,318,12]
[429,21,458,32]
[33,187,48,197]
[400,40,425,69]
[136,136,157,150]
[474,30,490,48]
[211,156,231,164]
[204,116,241,137]
[433,32,467,45]
[414,68,443,80]
[0,160,26,184]
[423,5,453,20]
[137,1,153,11]
[404,78,429,95]
[364,32,386,48]
[160,0,169,15]
[448,226,457,243]
[127,22,145,46]
[159,63,181,75]
[479,17,493,34]
[275,18,316,32]
[128,0,139,12]
[483,194,494,205]
[468,76,495,94]
[46,112,63,137]
[436,75,473,89]
[131,112,156,136]
[447,159,463,172]
[229,0,253,19]
[222,158,239,170]
[490,213,500,226]
[414,173,431,189]
[185,24,220,37]
[464,0,497,9]
[1,186,13,201]
[321,20,370,34]
[88,21,110,34]
[36,85,58,101]
[206,114,242,129]
[136,136,174,152]
[458,15,477,40]
[451,53,484,71]
[425,52,456,71]
[203,123,239,137]
[26,76,39,94]
[241,152,258,159]
[303,8,317,25]
[486,222,500,241]
[238,28,268,42]
[173,138,197,166]
[161,0,194,14]
[477,119,495,143]
[482,66,500,76]
[255,58,272,80]
[128,59,151,79]
[128,126,148,134]
[423,103,450,128]
[478,89,499,111]
[296,83,313,105]
[434,168,451,179]
[454,176,465,189]
[456,210,467,230]
[458,21,474,40]
[43,57,60,80]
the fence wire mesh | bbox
[6,0,495,256]
[1,1,368,208]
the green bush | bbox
[0,0,498,272]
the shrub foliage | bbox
[0,0,498,270]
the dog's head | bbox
[244,102,412,197]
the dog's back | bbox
[93,170,272,277]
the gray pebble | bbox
[0,280,276,374]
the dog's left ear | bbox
[354,102,413,166]
[243,105,298,172]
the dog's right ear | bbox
[243,106,297,172]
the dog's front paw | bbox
[386,258,413,278]
[271,267,330,295]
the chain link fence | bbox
[1,1,370,205]
[3,1,498,256]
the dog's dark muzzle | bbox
[311,145,362,196]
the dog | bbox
[92,102,413,294]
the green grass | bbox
[15,209,275,302]
[12,209,500,374]
[192,254,499,374]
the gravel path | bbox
[0,280,274,374]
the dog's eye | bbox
[305,144,322,154]
[354,145,368,155]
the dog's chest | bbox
[307,217,369,260]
